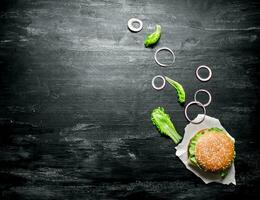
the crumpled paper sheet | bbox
[175,114,236,185]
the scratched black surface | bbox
[0,0,260,199]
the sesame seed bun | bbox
[188,128,235,173]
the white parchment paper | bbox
[175,114,236,185]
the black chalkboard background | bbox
[1,0,260,199]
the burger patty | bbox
[195,131,235,172]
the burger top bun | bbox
[195,130,235,172]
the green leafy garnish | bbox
[188,131,205,168]
[144,25,161,47]
[151,107,182,144]
[208,127,223,132]
[219,169,229,178]
[165,76,186,104]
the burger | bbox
[188,127,235,177]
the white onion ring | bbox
[127,18,143,32]
[152,75,166,90]
[194,89,212,107]
[154,47,176,67]
[184,101,206,124]
[196,65,212,82]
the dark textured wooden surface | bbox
[0,0,260,199]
